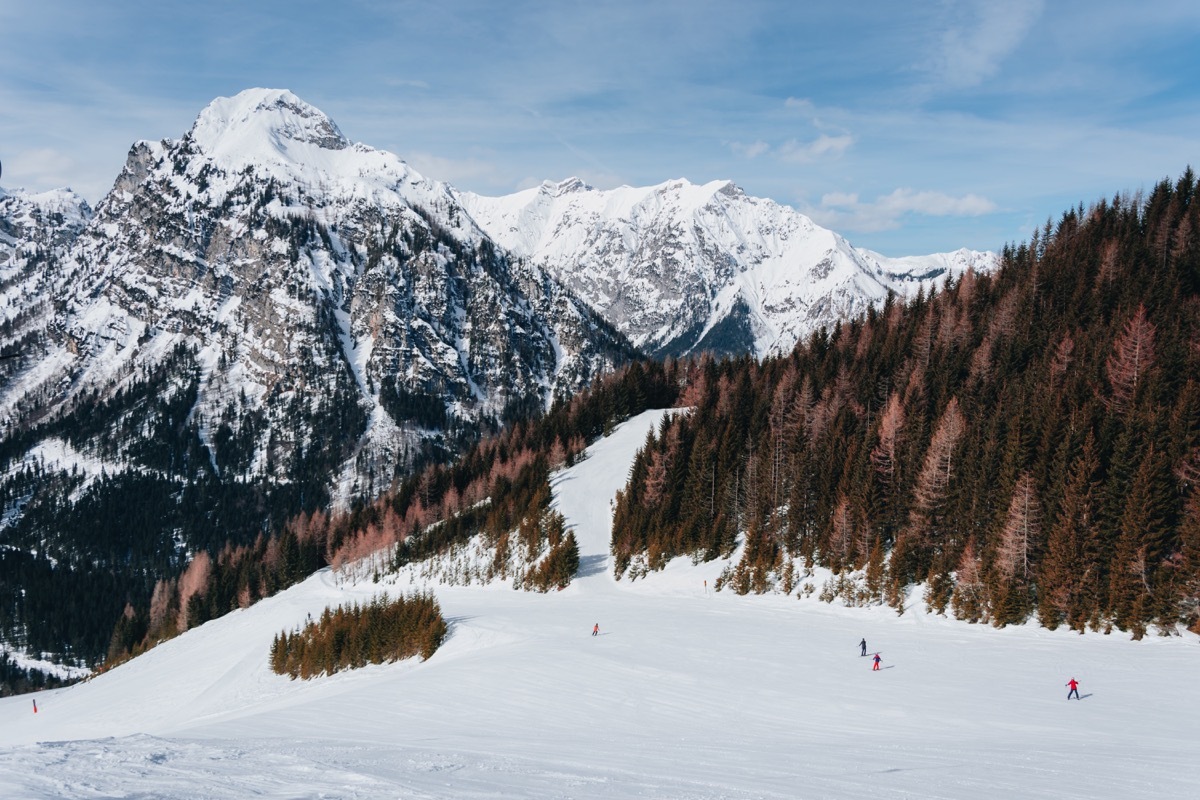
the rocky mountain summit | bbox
[2,89,633,500]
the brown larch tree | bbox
[1105,304,1157,414]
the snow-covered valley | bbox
[1,410,1195,799]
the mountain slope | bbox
[0,409,1195,799]
[0,88,1001,682]
[14,89,631,488]
[0,89,634,670]
[459,178,997,358]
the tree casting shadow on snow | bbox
[576,553,609,579]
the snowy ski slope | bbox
[1,410,1196,799]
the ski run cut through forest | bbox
[0,410,1196,799]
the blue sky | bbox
[2,0,1198,255]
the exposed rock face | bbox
[0,186,92,366]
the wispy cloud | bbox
[731,140,770,159]
[730,96,855,164]
[729,133,853,164]
[804,188,997,233]
[381,78,431,91]
[927,0,1045,89]
[778,134,855,163]
[404,151,504,189]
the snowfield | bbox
[1,410,1196,799]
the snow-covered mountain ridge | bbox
[459,177,997,358]
[2,88,631,495]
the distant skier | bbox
[1066,677,1080,700]
[592,623,599,637]
[872,653,882,671]
[860,638,867,657]
[32,699,37,714]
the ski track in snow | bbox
[1,409,1197,799]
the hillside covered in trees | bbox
[614,170,1200,637]
[102,170,1200,685]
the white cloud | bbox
[782,96,845,132]
[404,151,503,187]
[727,133,853,164]
[382,78,431,90]
[930,0,1045,89]
[726,98,855,164]
[876,187,996,216]
[730,140,770,159]
[819,191,860,208]
[778,134,854,163]
[803,187,997,233]
[784,97,815,112]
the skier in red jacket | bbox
[592,623,599,637]
[1066,677,1080,700]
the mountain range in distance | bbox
[0,88,997,501]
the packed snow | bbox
[1,409,1196,799]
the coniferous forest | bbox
[67,171,1200,690]
[269,592,447,680]
[614,170,1200,637]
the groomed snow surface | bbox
[1,410,1196,799]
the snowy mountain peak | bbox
[0,185,91,220]
[546,176,592,196]
[188,88,350,166]
[2,86,633,511]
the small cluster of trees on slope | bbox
[269,592,446,679]
[614,170,1200,638]
[104,361,679,667]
